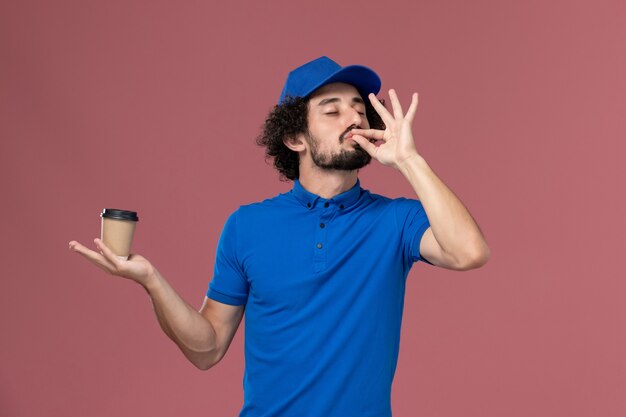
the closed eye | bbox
[325,111,366,115]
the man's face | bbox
[303,82,372,171]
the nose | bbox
[346,107,364,128]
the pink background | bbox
[1,0,625,416]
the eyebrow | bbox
[316,97,365,106]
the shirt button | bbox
[307,203,311,208]
[339,204,344,209]
[319,223,325,228]
[324,202,329,208]
[316,243,323,249]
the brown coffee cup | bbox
[100,208,139,260]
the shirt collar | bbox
[291,178,362,210]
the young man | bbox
[69,56,490,417]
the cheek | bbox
[309,119,335,139]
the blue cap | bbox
[278,56,381,105]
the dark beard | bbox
[305,131,372,171]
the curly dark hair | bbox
[256,94,387,181]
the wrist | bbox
[143,269,162,294]
[397,153,425,174]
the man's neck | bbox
[298,167,359,200]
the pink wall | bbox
[1,1,625,416]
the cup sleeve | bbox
[206,209,249,306]
[394,197,433,267]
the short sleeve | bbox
[206,209,249,306]
[394,197,432,266]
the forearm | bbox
[398,154,489,265]
[142,270,219,370]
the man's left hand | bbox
[349,89,420,170]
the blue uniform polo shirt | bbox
[207,178,432,417]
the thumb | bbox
[351,135,377,157]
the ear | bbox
[283,133,307,153]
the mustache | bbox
[340,125,360,142]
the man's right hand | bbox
[68,237,243,370]
[68,238,156,289]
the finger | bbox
[69,240,117,272]
[94,238,124,268]
[389,89,404,120]
[350,134,378,157]
[367,93,394,126]
[405,92,419,123]
[349,128,386,141]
